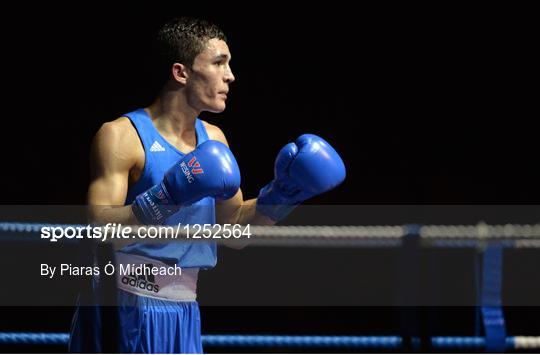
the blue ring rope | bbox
[0,332,536,350]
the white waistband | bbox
[115,252,198,302]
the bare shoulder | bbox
[95,117,138,145]
[201,120,229,146]
[91,116,142,170]
[93,117,141,152]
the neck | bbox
[146,84,200,136]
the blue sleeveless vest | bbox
[121,108,216,268]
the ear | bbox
[171,63,188,85]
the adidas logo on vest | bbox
[150,141,166,152]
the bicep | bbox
[87,122,134,207]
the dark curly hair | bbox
[154,17,227,79]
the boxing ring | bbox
[1,222,539,352]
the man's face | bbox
[186,38,235,113]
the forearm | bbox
[217,198,274,249]
[89,205,139,225]
[84,205,140,250]
[220,198,275,226]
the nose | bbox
[224,64,235,84]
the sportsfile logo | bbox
[180,156,203,183]
[121,264,160,293]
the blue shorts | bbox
[69,289,203,353]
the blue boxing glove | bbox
[132,140,241,225]
[256,134,346,221]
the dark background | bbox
[0,2,539,353]
[1,2,538,204]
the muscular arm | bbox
[87,118,140,224]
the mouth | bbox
[218,92,228,99]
